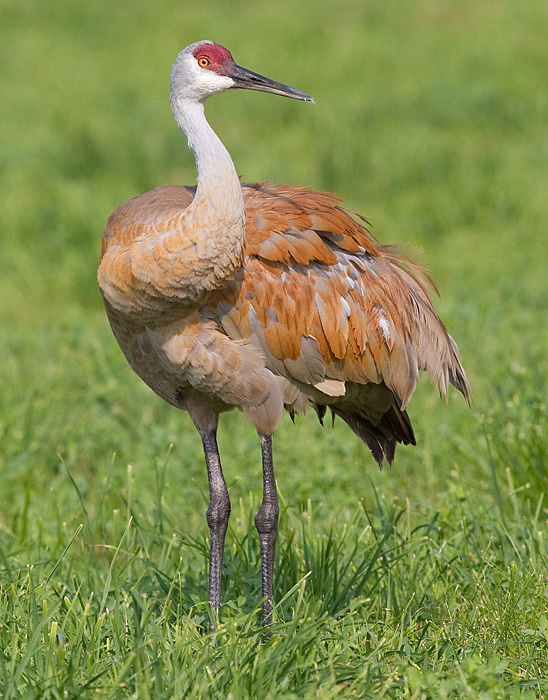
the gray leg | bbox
[254,433,279,627]
[201,428,231,632]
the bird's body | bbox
[98,41,470,629]
[101,181,467,459]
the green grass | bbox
[1,0,548,696]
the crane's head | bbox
[171,40,314,104]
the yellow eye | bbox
[198,57,210,68]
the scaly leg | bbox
[254,432,279,626]
[201,428,231,632]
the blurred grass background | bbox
[1,0,548,696]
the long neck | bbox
[160,93,247,301]
[171,95,245,223]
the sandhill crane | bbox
[98,40,471,630]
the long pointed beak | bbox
[229,64,314,103]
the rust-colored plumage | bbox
[100,182,469,461]
[98,41,470,629]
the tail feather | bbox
[328,402,415,470]
[447,335,472,403]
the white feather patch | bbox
[340,297,351,317]
[314,379,346,396]
[377,313,391,342]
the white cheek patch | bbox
[202,72,234,95]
